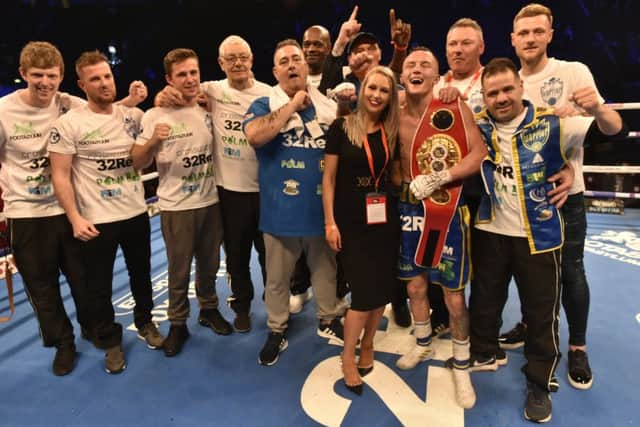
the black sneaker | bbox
[431,322,451,338]
[393,300,412,328]
[164,324,190,357]
[496,348,509,366]
[524,381,552,423]
[568,349,593,390]
[317,318,345,344]
[234,312,251,333]
[468,353,499,372]
[549,376,560,392]
[499,322,526,350]
[198,309,233,335]
[52,344,76,376]
[259,332,288,366]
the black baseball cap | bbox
[346,32,379,55]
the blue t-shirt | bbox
[243,97,330,237]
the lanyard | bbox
[362,124,390,192]
[445,67,483,99]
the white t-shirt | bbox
[307,74,322,88]
[137,106,218,211]
[200,79,271,192]
[433,70,485,115]
[48,104,146,224]
[476,108,593,237]
[0,91,85,218]
[520,57,603,194]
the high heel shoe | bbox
[357,364,374,377]
[343,379,363,395]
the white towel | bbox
[269,84,337,137]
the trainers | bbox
[396,344,434,370]
[289,288,312,314]
[452,368,476,409]
[163,324,190,357]
[549,375,560,392]
[137,322,165,349]
[468,353,499,372]
[524,381,552,423]
[499,322,526,350]
[496,348,509,366]
[568,349,593,390]
[105,345,126,374]
[317,318,345,344]
[52,344,76,376]
[198,309,233,335]
[392,300,412,328]
[431,322,451,338]
[259,332,288,366]
[234,312,251,333]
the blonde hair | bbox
[343,66,399,153]
[448,18,484,42]
[19,41,64,74]
[75,50,108,78]
[514,3,553,28]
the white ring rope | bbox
[583,165,640,174]
[605,102,640,110]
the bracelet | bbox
[392,41,408,52]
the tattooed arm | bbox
[245,90,310,148]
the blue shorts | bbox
[397,183,471,290]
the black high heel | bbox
[357,365,374,377]
[343,380,363,395]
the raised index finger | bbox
[349,5,359,21]
[389,8,396,27]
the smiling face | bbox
[273,44,308,96]
[302,27,330,74]
[361,70,393,119]
[166,57,200,102]
[401,49,439,98]
[446,25,484,78]
[19,66,62,107]
[511,14,553,67]
[482,69,525,123]
[218,41,253,85]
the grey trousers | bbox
[161,203,223,325]
[263,233,339,333]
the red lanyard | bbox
[445,67,483,99]
[362,124,390,192]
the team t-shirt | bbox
[48,104,146,224]
[201,79,271,192]
[433,70,485,115]
[137,105,218,211]
[0,91,85,218]
[520,58,604,194]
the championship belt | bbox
[410,98,469,267]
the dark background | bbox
[1,0,639,171]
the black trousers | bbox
[9,214,91,348]
[81,213,153,349]
[470,229,561,391]
[218,188,266,314]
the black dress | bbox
[325,118,400,311]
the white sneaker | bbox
[452,368,476,409]
[396,344,434,370]
[289,288,312,314]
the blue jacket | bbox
[476,101,568,254]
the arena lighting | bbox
[14,79,21,84]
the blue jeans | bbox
[561,193,590,346]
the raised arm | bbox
[131,123,170,170]
[245,91,309,147]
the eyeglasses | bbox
[223,54,251,63]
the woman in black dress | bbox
[322,66,401,395]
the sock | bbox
[452,337,470,369]
[414,320,432,346]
